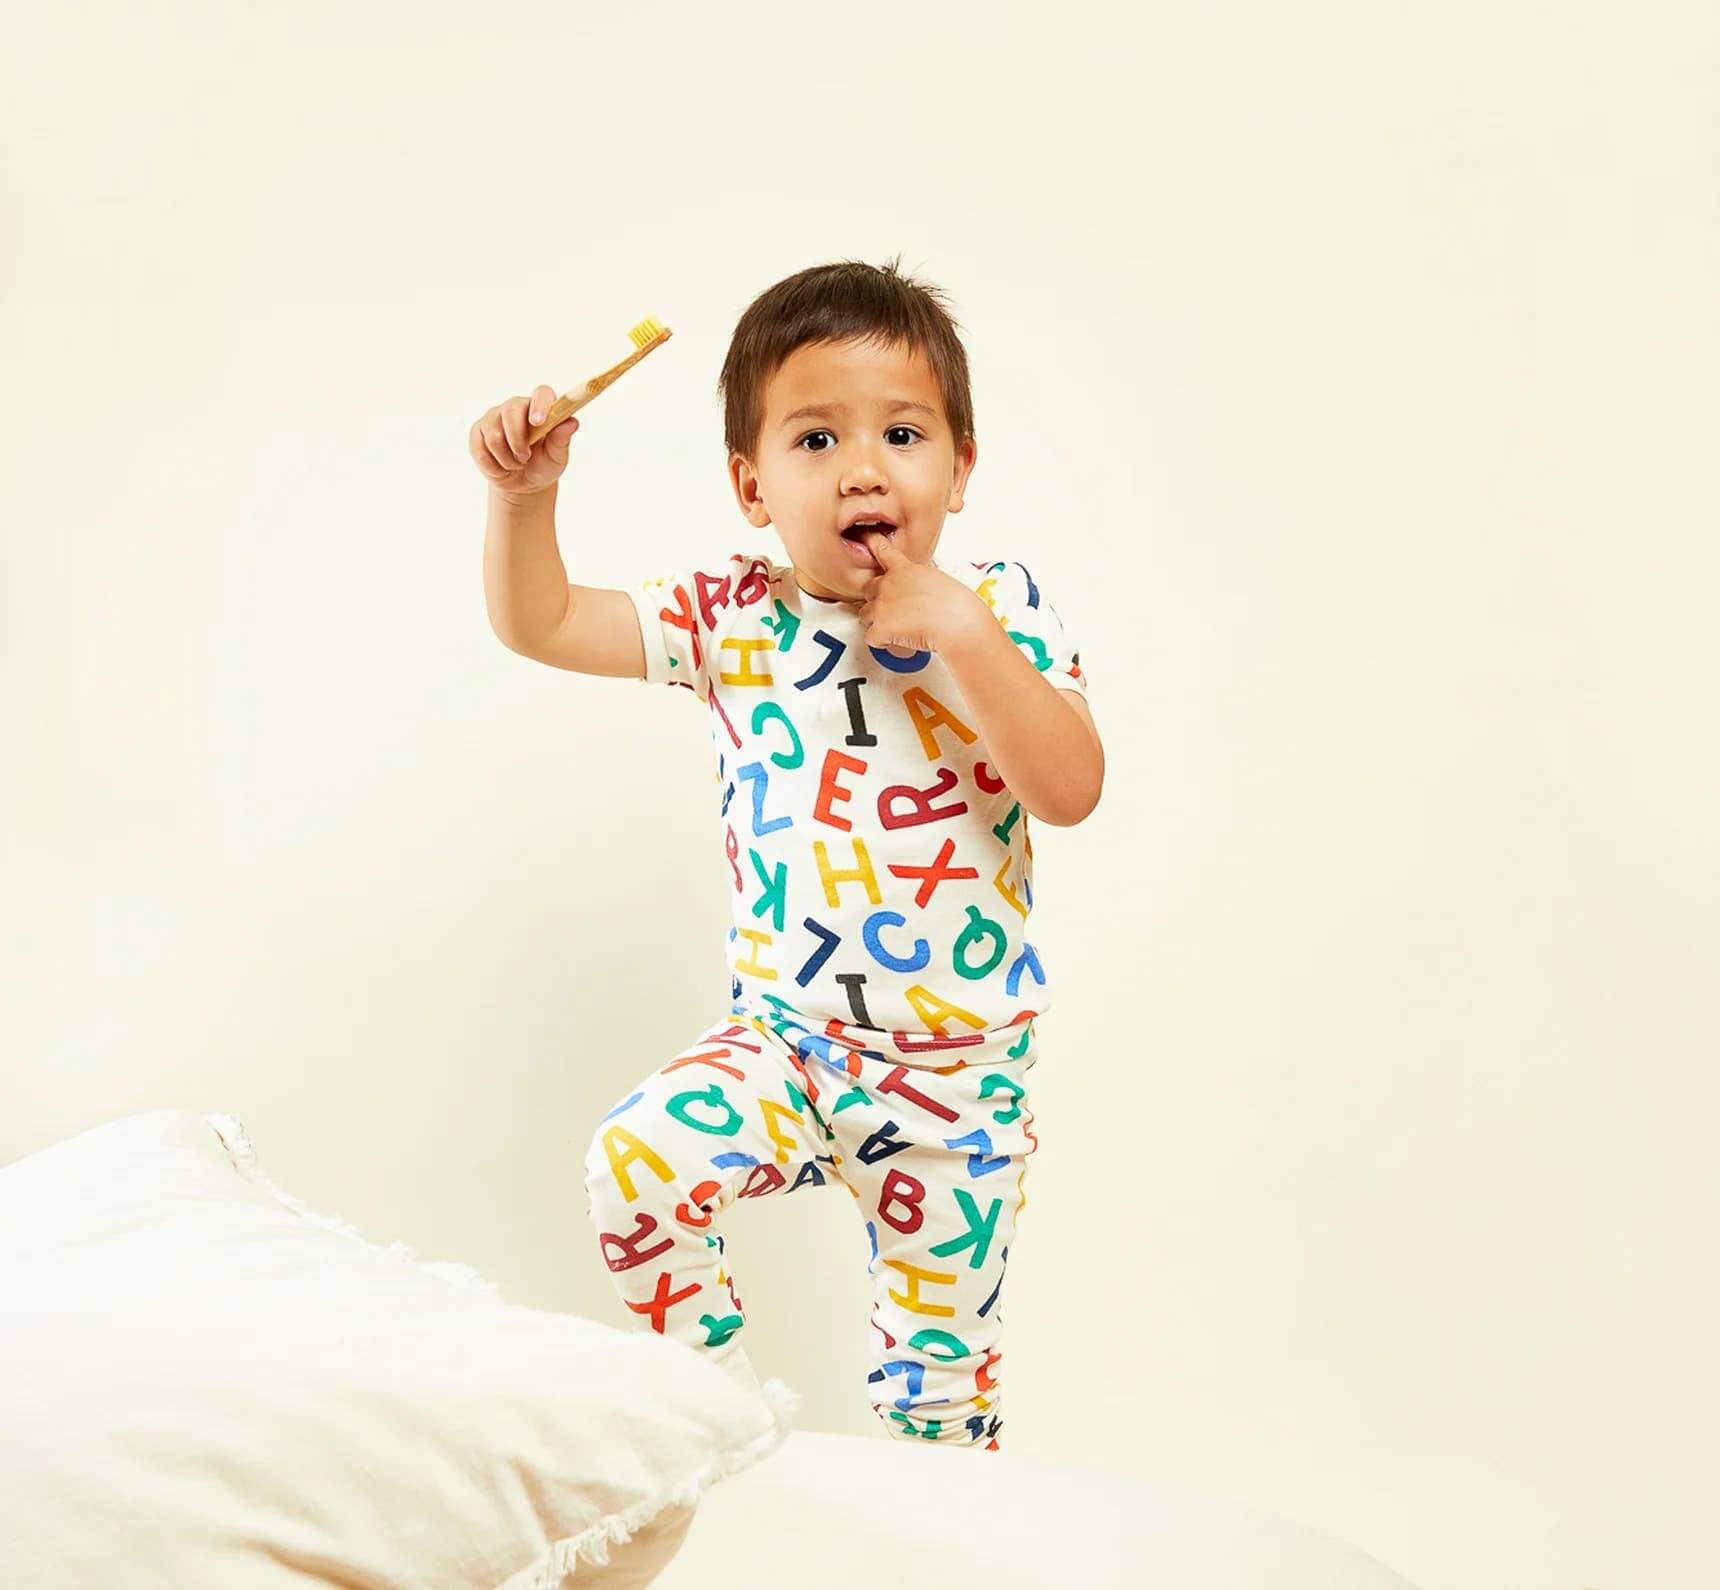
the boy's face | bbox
[728,336,978,603]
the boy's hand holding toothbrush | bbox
[469,319,673,504]
[469,385,580,503]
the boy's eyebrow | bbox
[778,399,939,427]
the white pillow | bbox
[0,1109,801,1588]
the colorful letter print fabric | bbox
[583,1002,1041,1448]
[624,552,1088,1042]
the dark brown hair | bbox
[718,253,975,464]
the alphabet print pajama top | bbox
[625,551,1089,1044]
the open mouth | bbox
[840,518,898,541]
[838,518,900,571]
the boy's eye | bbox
[797,425,922,454]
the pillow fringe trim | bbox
[204,1111,508,1301]
[515,1376,801,1585]
[201,1113,806,1585]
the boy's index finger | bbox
[862,528,908,569]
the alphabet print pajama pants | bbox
[581,999,1041,1450]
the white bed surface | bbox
[655,1428,1418,1588]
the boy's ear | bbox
[947,435,978,513]
[728,452,772,528]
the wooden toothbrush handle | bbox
[525,327,673,446]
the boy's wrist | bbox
[491,481,557,510]
[936,589,1002,664]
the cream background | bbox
[3,4,1714,1588]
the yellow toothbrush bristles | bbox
[629,317,666,348]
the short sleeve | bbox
[975,559,1089,699]
[625,553,773,703]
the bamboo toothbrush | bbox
[523,317,673,447]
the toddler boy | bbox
[474,256,1103,1449]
